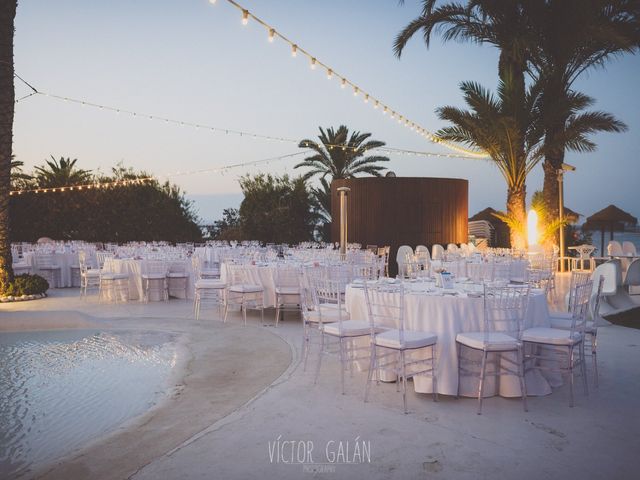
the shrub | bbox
[3,274,49,297]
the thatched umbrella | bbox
[582,205,638,255]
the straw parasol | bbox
[582,205,638,255]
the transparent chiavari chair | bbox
[35,253,61,288]
[456,284,530,414]
[363,281,438,413]
[273,264,301,327]
[224,264,264,325]
[192,256,226,320]
[523,279,592,407]
[167,260,190,300]
[311,275,371,395]
[98,258,130,304]
[142,260,169,303]
[79,250,100,298]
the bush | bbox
[3,274,49,296]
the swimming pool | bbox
[0,329,177,479]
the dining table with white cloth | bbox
[104,258,195,301]
[431,258,528,282]
[21,251,83,288]
[345,281,555,398]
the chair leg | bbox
[431,344,438,402]
[401,350,408,414]
[339,337,346,395]
[364,343,376,403]
[591,333,599,388]
[275,296,281,327]
[314,333,325,385]
[302,327,309,372]
[455,342,462,399]
[580,342,589,396]
[477,350,488,415]
[568,346,575,408]
[517,347,528,412]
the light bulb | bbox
[374,100,379,109]
[291,44,297,57]
[341,78,346,89]
[383,106,387,115]
[310,57,316,69]
[327,69,333,80]
[242,10,249,25]
[364,94,369,103]
[268,28,275,42]
[353,86,359,96]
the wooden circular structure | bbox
[331,177,468,275]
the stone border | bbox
[0,293,47,303]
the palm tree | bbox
[34,156,93,187]
[10,157,32,188]
[0,0,18,292]
[295,125,389,181]
[530,0,639,220]
[436,80,544,248]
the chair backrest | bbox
[36,253,57,268]
[591,261,619,296]
[567,271,592,310]
[576,244,596,259]
[145,260,168,276]
[607,240,623,256]
[491,262,511,282]
[567,279,593,336]
[226,263,249,285]
[624,258,640,287]
[78,250,94,273]
[589,276,606,325]
[447,243,459,253]
[622,241,637,257]
[366,245,378,254]
[432,244,445,261]
[274,264,300,288]
[309,275,348,326]
[364,280,405,344]
[96,251,113,269]
[483,284,530,341]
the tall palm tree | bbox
[530,0,639,220]
[10,157,32,187]
[34,156,93,187]
[436,80,544,248]
[295,126,389,181]
[0,0,17,292]
[394,1,541,163]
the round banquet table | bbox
[345,282,555,398]
[22,251,83,288]
[104,258,195,301]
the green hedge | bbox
[3,274,49,297]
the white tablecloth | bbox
[104,258,195,302]
[22,251,81,288]
[345,283,552,398]
[432,259,528,281]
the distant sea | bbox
[582,229,640,254]
[187,193,243,225]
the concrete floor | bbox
[2,277,640,480]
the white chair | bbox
[432,244,445,261]
[607,240,624,257]
[79,250,100,298]
[447,243,459,255]
[167,261,190,300]
[98,259,130,303]
[523,279,592,407]
[312,275,371,395]
[550,276,605,387]
[363,281,438,413]
[273,264,301,326]
[224,264,264,325]
[622,241,637,257]
[396,245,413,277]
[624,258,640,293]
[456,284,530,415]
[376,246,390,277]
[35,253,61,288]
[141,260,169,302]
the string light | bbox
[326,68,333,80]
[364,94,369,103]
[268,28,275,42]
[310,57,316,70]
[353,86,359,97]
[211,0,487,158]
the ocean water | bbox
[0,329,177,479]
[582,230,640,254]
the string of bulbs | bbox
[9,151,306,196]
[210,0,487,158]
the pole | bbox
[337,187,350,257]
[558,170,565,272]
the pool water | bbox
[0,329,177,479]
